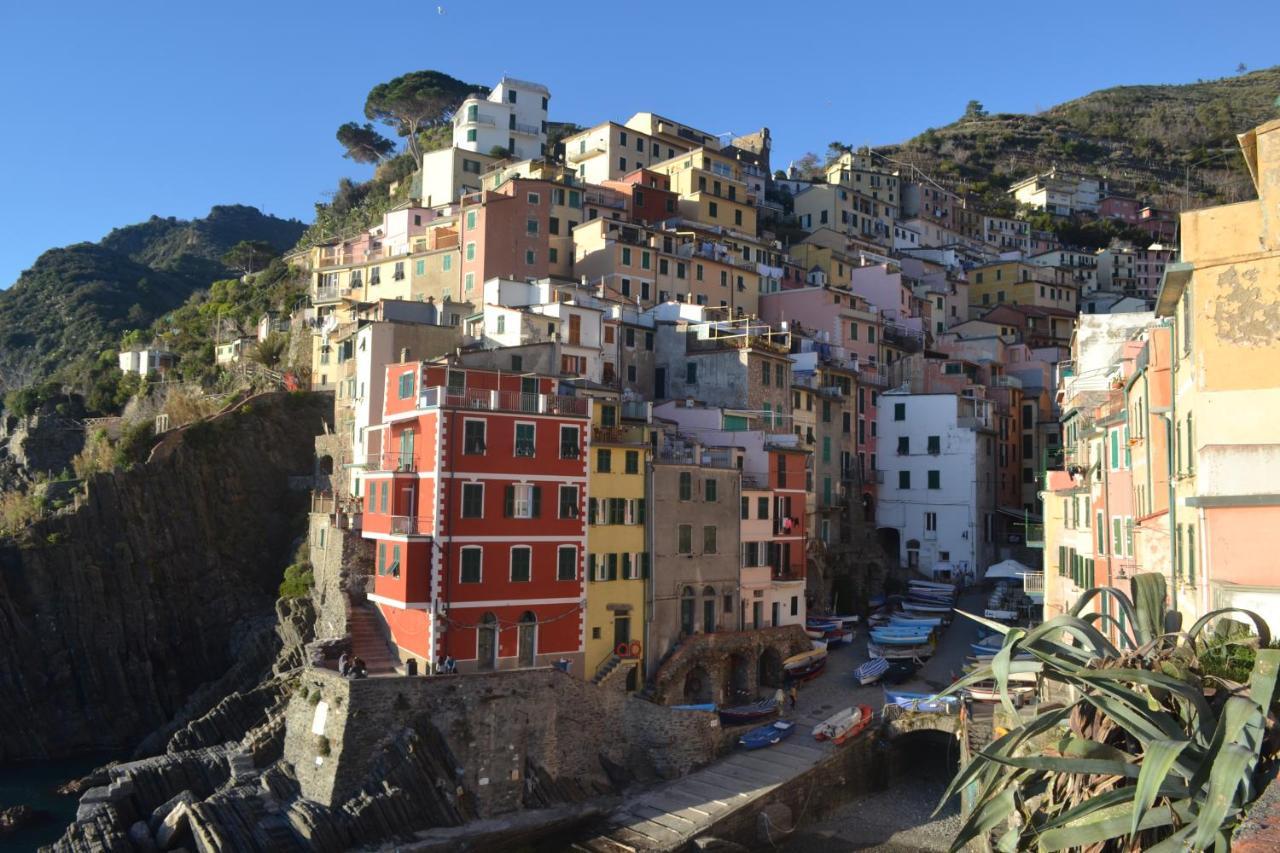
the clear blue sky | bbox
[2,0,1276,287]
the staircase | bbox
[591,655,640,690]
[348,603,399,675]
[966,702,996,756]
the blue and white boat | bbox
[889,615,943,628]
[883,689,960,713]
[670,703,716,712]
[901,601,953,615]
[738,720,795,750]
[870,627,931,640]
[872,625,935,637]
[853,657,890,685]
[719,696,779,725]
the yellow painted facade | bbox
[653,148,758,235]
[584,400,651,686]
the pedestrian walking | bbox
[788,685,798,710]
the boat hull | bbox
[739,720,796,750]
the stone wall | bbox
[284,667,723,817]
[647,625,812,706]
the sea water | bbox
[0,754,117,852]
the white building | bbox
[118,346,176,376]
[1010,170,1101,216]
[876,391,998,580]
[981,215,1031,254]
[452,77,550,161]
[1028,248,1098,291]
[419,147,500,208]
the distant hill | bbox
[0,205,305,395]
[876,66,1280,212]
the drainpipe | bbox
[1152,319,1178,618]
[644,457,654,681]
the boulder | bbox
[149,790,196,836]
[128,820,158,851]
[155,801,193,850]
[0,804,36,834]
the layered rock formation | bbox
[0,391,331,761]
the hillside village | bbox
[26,70,1280,852]
[212,74,1221,685]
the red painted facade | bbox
[769,446,808,578]
[362,362,591,673]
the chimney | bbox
[400,347,411,363]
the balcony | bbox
[419,386,589,418]
[566,143,606,163]
[592,423,647,445]
[313,286,342,304]
[620,400,651,422]
[1022,572,1045,595]
[512,121,541,136]
[389,515,431,536]
[364,451,416,472]
[589,192,629,211]
[457,114,497,128]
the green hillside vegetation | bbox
[0,206,305,410]
[876,65,1280,212]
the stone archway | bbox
[683,665,712,704]
[758,647,784,689]
[727,652,752,702]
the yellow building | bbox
[1154,118,1280,626]
[652,147,758,235]
[585,397,652,689]
[969,260,1078,313]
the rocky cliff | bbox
[0,391,332,761]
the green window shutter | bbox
[622,553,632,579]
[1113,518,1121,556]
[1187,524,1196,584]
[641,552,651,579]
[637,498,645,524]
[588,498,597,525]
[531,486,542,517]
[1111,430,1119,469]
[588,553,598,581]
[504,486,515,517]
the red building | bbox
[603,168,679,225]
[362,362,591,674]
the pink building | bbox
[1099,195,1141,224]
[849,263,912,323]
[1136,244,1176,298]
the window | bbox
[679,471,692,500]
[822,437,831,462]
[925,511,937,531]
[699,523,719,555]
[465,242,476,261]
[894,402,906,421]
[928,470,940,489]
[625,450,639,474]
[557,546,576,581]
[596,448,611,473]
[463,420,486,454]
[527,192,540,205]
[442,255,452,271]
[460,547,482,583]
[495,315,506,335]
[397,372,415,399]
[678,524,692,554]
[761,361,770,386]
[899,471,911,489]
[705,478,717,502]
[559,485,578,519]
[466,128,477,142]
[505,484,541,519]
[526,218,539,235]
[462,483,484,518]
[927,435,940,455]
[741,496,749,520]
[897,436,909,455]
[708,201,718,218]
[686,363,697,383]
[1187,523,1196,584]
[560,426,579,458]
[510,547,532,582]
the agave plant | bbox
[935,572,1279,852]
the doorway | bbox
[517,611,536,667]
[613,613,631,651]
[655,367,667,399]
[477,612,498,670]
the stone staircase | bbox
[592,655,640,690]
[347,603,399,675]
[965,702,996,756]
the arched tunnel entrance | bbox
[884,729,963,820]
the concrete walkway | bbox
[574,726,834,852]
[572,589,986,852]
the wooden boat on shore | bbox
[784,647,827,672]
[671,703,716,712]
[718,696,779,725]
[868,641,933,661]
[824,628,854,647]
[902,601,953,615]
[870,629,933,646]
[883,689,959,713]
[739,720,795,750]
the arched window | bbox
[680,586,696,636]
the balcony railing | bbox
[419,386,589,417]
[587,192,628,210]
[512,121,540,136]
[458,114,497,128]
[365,451,416,472]
[592,424,647,445]
[314,286,342,304]
[389,515,431,536]
[1022,572,1044,594]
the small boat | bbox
[805,618,840,631]
[889,615,943,627]
[784,648,827,672]
[805,627,827,640]
[853,657,890,685]
[964,683,1036,704]
[739,720,795,750]
[870,634,932,648]
[868,594,887,607]
[872,624,935,636]
[824,629,854,647]
[908,579,955,591]
[813,706,857,740]
[790,656,827,682]
[868,641,933,661]
[883,689,959,713]
[832,705,874,745]
[970,640,1003,657]
[902,601,953,614]
[670,703,716,712]
[719,696,779,725]
[828,613,860,627]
